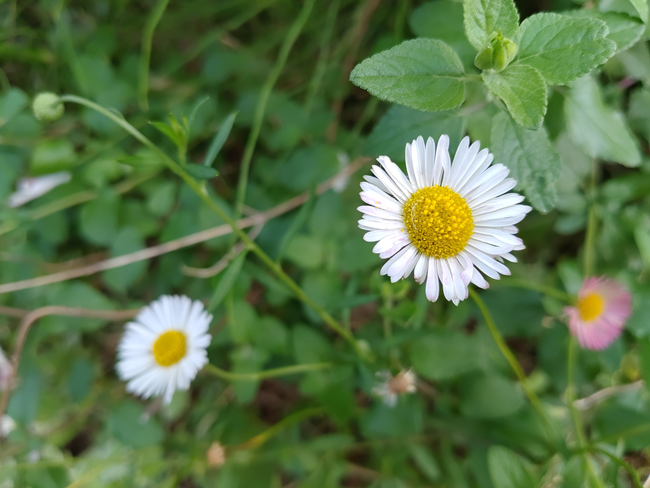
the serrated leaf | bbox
[488,446,537,488]
[491,111,560,212]
[515,13,616,85]
[565,10,644,52]
[185,163,218,179]
[203,111,237,167]
[564,75,641,167]
[482,64,547,129]
[463,0,519,51]
[350,39,465,112]
[363,105,464,161]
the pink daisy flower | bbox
[564,277,632,350]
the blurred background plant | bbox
[1,0,650,487]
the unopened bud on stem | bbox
[32,92,64,122]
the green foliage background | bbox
[1,0,650,486]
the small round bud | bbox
[32,92,64,122]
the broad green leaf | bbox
[285,234,324,269]
[566,10,644,52]
[30,139,76,174]
[79,192,119,245]
[491,111,561,213]
[410,331,482,380]
[459,374,524,418]
[463,0,519,51]
[203,111,237,167]
[487,446,537,488]
[515,13,616,85]
[349,39,465,112]
[564,76,641,167]
[0,88,29,124]
[408,444,441,481]
[409,1,475,66]
[103,227,147,292]
[363,105,464,161]
[185,163,218,179]
[635,226,650,267]
[482,64,547,129]
[108,401,164,447]
[631,0,649,21]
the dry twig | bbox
[0,157,369,295]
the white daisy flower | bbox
[359,135,531,305]
[116,295,212,404]
[373,369,417,407]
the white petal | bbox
[387,246,419,282]
[405,142,418,188]
[377,156,414,198]
[433,135,450,186]
[425,258,439,302]
[372,165,408,202]
[455,149,491,193]
[449,140,480,190]
[414,254,428,284]
[360,190,403,214]
[363,175,389,194]
[443,136,469,187]
[425,137,436,186]
[358,205,403,221]
[359,219,404,231]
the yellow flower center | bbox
[152,330,187,367]
[577,293,604,322]
[402,186,474,258]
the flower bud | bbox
[474,31,518,72]
[207,442,226,468]
[32,92,64,122]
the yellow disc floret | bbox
[577,293,604,322]
[153,330,187,366]
[402,186,473,258]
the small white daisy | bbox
[373,369,417,407]
[359,135,531,305]
[116,295,212,404]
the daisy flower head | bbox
[116,295,212,404]
[373,369,417,407]
[564,277,631,350]
[358,135,531,304]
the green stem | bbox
[204,362,331,381]
[138,0,171,111]
[234,407,324,450]
[589,446,643,488]
[234,0,314,217]
[499,279,574,303]
[469,288,550,429]
[58,95,369,361]
[584,206,597,278]
[567,337,587,448]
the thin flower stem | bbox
[138,0,171,111]
[498,279,574,303]
[567,337,587,447]
[589,446,643,488]
[234,0,314,217]
[469,288,550,430]
[57,95,371,361]
[204,362,331,381]
[234,407,324,450]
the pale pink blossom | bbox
[565,277,631,350]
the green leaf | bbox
[185,163,218,179]
[565,10,644,52]
[363,105,464,161]
[79,192,119,245]
[292,325,332,364]
[463,0,519,51]
[203,111,237,167]
[410,331,482,380]
[208,251,249,312]
[487,446,537,488]
[30,139,76,174]
[103,227,147,292]
[482,64,547,129]
[635,226,650,267]
[108,401,164,447]
[490,111,561,212]
[150,120,181,147]
[408,444,441,481]
[349,39,465,112]
[515,13,616,85]
[631,0,649,22]
[564,76,641,167]
[285,234,324,269]
[460,374,524,418]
